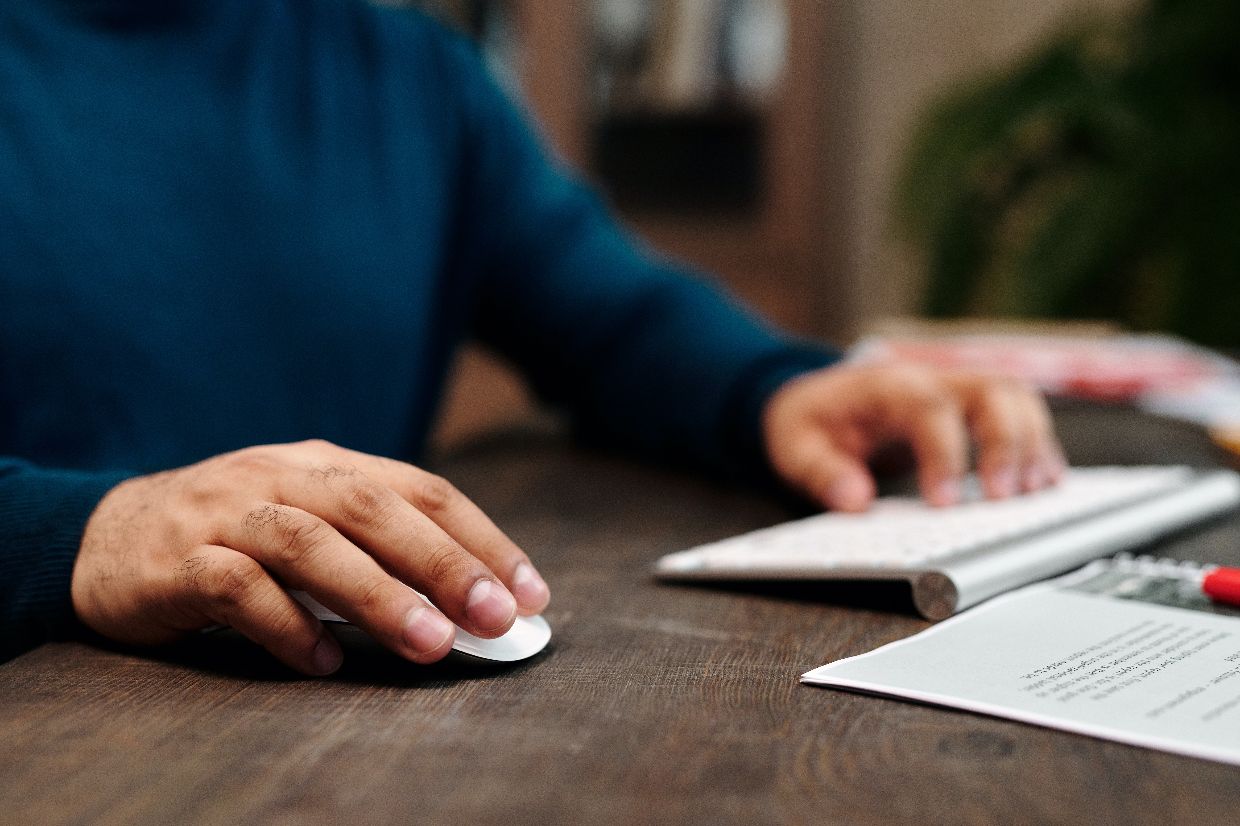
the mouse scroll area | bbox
[288,589,551,663]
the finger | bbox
[1016,387,1064,491]
[274,465,518,637]
[219,504,457,663]
[299,444,549,615]
[773,429,876,512]
[181,545,343,676]
[962,381,1025,500]
[896,390,970,507]
[1047,440,1070,482]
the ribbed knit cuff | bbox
[0,463,132,661]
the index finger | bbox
[297,444,550,615]
[891,389,970,507]
[273,463,519,638]
[218,504,457,663]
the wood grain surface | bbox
[3,403,1239,825]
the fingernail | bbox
[311,635,343,675]
[465,578,516,633]
[990,467,1018,498]
[403,604,454,655]
[826,475,872,511]
[511,562,550,608]
[1024,465,1045,491]
[931,478,961,507]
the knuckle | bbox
[978,436,1020,467]
[307,462,359,484]
[210,558,266,607]
[267,614,312,653]
[879,362,921,380]
[300,438,338,452]
[339,480,398,529]
[986,378,1035,411]
[180,467,226,509]
[994,375,1028,394]
[975,380,1014,406]
[244,503,287,533]
[422,541,471,586]
[975,406,1020,442]
[412,474,459,515]
[176,555,212,592]
[978,421,1020,451]
[905,364,941,385]
[268,512,334,568]
[219,447,282,477]
[353,577,391,616]
[235,444,279,464]
[917,391,959,420]
[879,364,932,392]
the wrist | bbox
[724,345,839,483]
[0,463,132,659]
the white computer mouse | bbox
[288,589,551,663]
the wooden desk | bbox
[3,405,1240,824]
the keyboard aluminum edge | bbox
[937,469,1240,614]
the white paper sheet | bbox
[803,559,1240,765]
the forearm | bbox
[485,265,839,478]
[0,459,130,661]
[468,164,840,476]
[443,30,839,477]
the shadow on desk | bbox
[111,625,552,687]
[666,578,923,617]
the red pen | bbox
[1202,567,1240,607]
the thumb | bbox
[773,429,877,512]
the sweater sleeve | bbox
[0,460,130,661]
[442,39,840,480]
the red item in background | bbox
[1202,567,1240,607]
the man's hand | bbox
[763,363,1066,512]
[72,440,550,675]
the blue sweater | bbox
[0,0,836,659]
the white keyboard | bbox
[655,466,1240,619]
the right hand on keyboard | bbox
[761,362,1066,512]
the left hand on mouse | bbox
[762,361,1066,512]
[71,440,550,675]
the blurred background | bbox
[400,0,1240,448]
